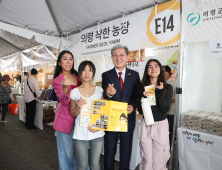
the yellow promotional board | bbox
[90,100,128,132]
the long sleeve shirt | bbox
[138,84,173,121]
[14,81,21,88]
[24,75,40,103]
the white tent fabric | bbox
[0,29,40,57]
[181,41,222,113]
[21,46,57,68]
[0,0,170,56]
[0,52,20,72]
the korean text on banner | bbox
[70,0,180,58]
[182,0,222,43]
[210,38,222,57]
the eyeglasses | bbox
[112,54,126,59]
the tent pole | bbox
[169,1,183,169]
[45,0,62,37]
[19,53,24,94]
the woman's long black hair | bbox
[52,50,79,99]
[138,59,167,98]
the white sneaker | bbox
[1,120,7,123]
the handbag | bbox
[27,78,37,98]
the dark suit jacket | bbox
[102,67,140,129]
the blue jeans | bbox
[74,137,104,170]
[56,126,77,170]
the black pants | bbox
[0,103,8,121]
[25,100,36,129]
[166,115,174,149]
[104,126,134,170]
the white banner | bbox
[74,45,179,84]
[178,127,222,170]
[70,0,180,58]
[182,0,222,43]
[210,38,222,57]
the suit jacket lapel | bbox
[110,68,122,94]
[123,68,131,94]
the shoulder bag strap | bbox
[27,78,34,93]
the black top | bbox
[138,83,173,122]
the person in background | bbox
[70,60,104,170]
[0,75,12,123]
[0,73,2,83]
[13,77,21,88]
[24,72,29,80]
[102,44,140,170]
[24,68,41,129]
[138,59,173,170]
[52,50,80,170]
[163,65,177,149]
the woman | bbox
[138,59,173,170]
[52,50,80,170]
[163,65,177,149]
[13,77,21,88]
[24,68,41,129]
[0,75,12,123]
[70,61,104,170]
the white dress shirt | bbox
[107,67,126,98]
[115,67,126,83]
[24,75,40,103]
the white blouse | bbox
[70,86,105,140]
[14,81,21,88]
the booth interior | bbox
[178,41,222,170]
[0,45,58,130]
[3,0,222,169]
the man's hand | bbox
[37,96,41,101]
[126,105,133,114]
[76,97,87,109]
[106,84,116,96]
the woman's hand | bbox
[143,91,150,97]
[88,125,99,133]
[76,97,87,109]
[157,82,164,89]
[62,75,72,88]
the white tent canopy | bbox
[0,0,170,56]
[0,29,40,57]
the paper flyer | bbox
[90,100,128,132]
[80,104,91,127]
[144,85,156,106]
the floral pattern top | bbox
[0,83,11,104]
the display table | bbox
[16,96,57,130]
[101,119,142,170]
[178,127,222,170]
[11,87,21,94]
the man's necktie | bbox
[118,72,124,91]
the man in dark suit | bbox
[102,44,140,170]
